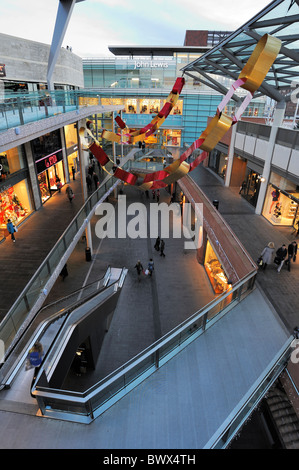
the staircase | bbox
[266,382,299,449]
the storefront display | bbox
[263,182,299,226]
[32,130,66,203]
[0,180,32,240]
[64,124,79,177]
[204,240,228,294]
[0,146,25,182]
[208,149,228,179]
[163,129,182,147]
[37,160,66,203]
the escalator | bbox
[0,267,127,390]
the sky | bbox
[0,0,272,58]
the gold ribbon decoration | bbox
[86,35,280,190]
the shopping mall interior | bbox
[0,0,299,451]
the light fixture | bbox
[260,177,266,182]
[132,78,139,81]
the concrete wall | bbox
[0,32,84,88]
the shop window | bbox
[262,185,299,226]
[162,129,181,147]
[32,130,62,161]
[64,124,77,148]
[38,172,51,203]
[0,180,33,239]
[0,146,25,182]
[204,240,228,294]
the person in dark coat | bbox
[60,264,68,280]
[276,244,287,273]
[134,260,143,281]
[286,241,298,271]
[86,174,92,192]
[93,172,99,190]
[160,239,165,257]
[66,185,74,202]
[72,166,76,180]
[154,236,160,251]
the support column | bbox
[255,100,286,215]
[47,0,83,90]
[224,109,238,188]
[24,142,42,210]
[60,127,70,183]
[77,121,93,257]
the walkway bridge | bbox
[0,146,294,448]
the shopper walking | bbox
[160,239,165,257]
[286,241,298,272]
[275,244,287,273]
[27,342,44,397]
[59,264,68,281]
[134,260,143,282]
[56,176,62,192]
[239,181,246,195]
[72,165,76,180]
[259,242,275,270]
[86,173,92,192]
[148,259,154,277]
[93,172,99,190]
[66,185,74,203]
[154,236,160,251]
[6,219,16,242]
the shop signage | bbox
[66,144,78,156]
[134,60,169,69]
[0,64,6,77]
[36,149,63,174]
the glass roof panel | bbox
[257,0,298,22]
[182,0,299,100]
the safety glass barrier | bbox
[0,173,120,357]
[35,271,257,421]
[0,90,104,133]
[43,283,119,381]
[206,339,293,449]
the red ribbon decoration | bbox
[87,35,281,190]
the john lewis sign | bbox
[134,60,169,69]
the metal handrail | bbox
[34,269,257,420]
[0,173,120,358]
[204,337,293,449]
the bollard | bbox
[85,247,91,261]
[213,200,219,210]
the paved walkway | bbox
[190,166,299,333]
[0,161,297,448]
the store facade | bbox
[31,130,66,203]
[64,123,79,175]
[0,145,33,241]
[262,173,299,228]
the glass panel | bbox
[90,375,125,411]
[159,335,179,360]
[124,354,155,386]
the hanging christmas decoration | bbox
[80,34,281,191]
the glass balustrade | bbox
[0,90,102,132]
[34,271,259,423]
[0,171,119,355]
